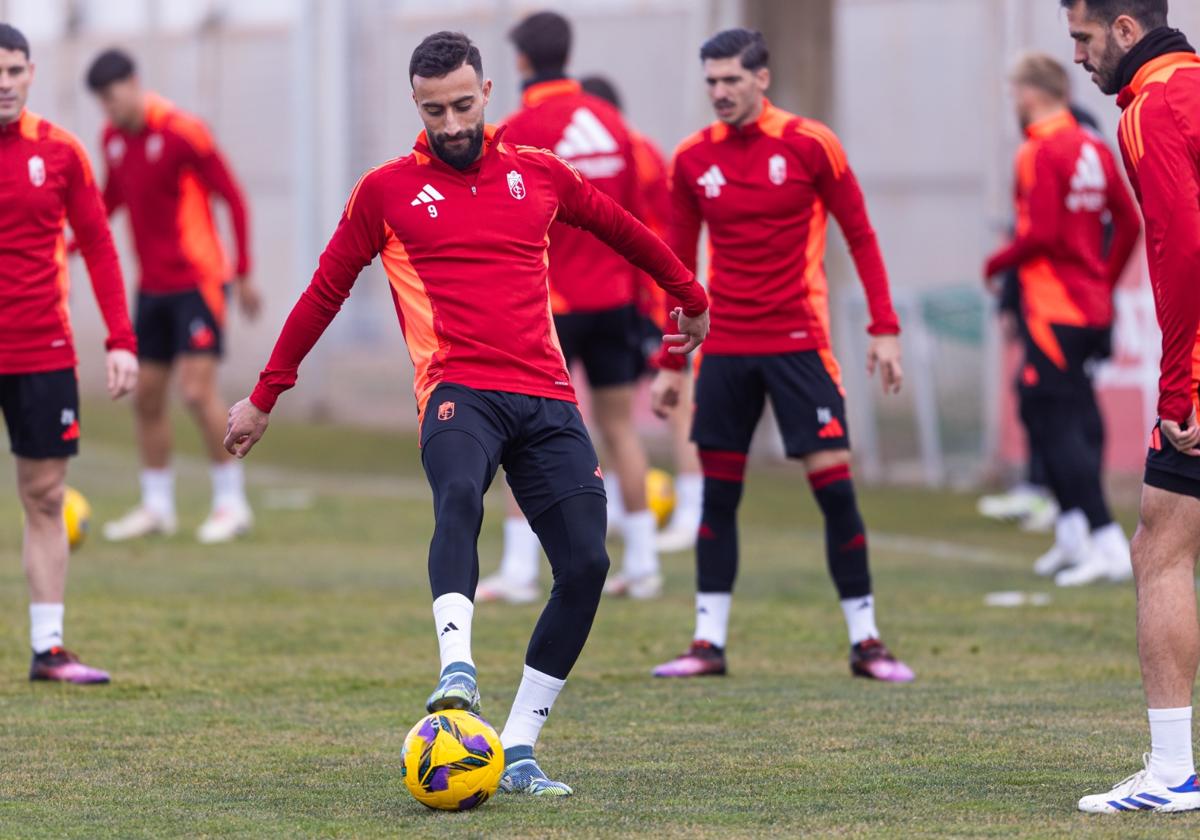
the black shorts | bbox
[692,351,849,457]
[420,383,605,521]
[0,368,80,459]
[1145,420,1200,499]
[1018,323,1110,398]
[554,305,643,388]
[136,287,226,363]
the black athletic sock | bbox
[524,493,610,680]
[808,463,872,600]
[696,450,747,593]
[421,431,495,600]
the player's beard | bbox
[430,122,485,171]
[1087,36,1128,96]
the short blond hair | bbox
[1010,52,1070,102]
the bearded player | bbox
[224,32,708,796]
[650,28,913,682]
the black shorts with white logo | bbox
[0,368,80,459]
[554,304,643,388]
[420,383,606,521]
[136,287,226,363]
[1145,419,1200,500]
[692,351,850,457]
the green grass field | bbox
[0,401,1196,838]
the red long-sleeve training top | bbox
[250,126,707,422]
[101,93,250,322]
[985,110,1140,369]
[502,79,641,314]
[0,110,134,374]
[1116,52,1200,424]
[657,99,898,371]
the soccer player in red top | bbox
[580,73,706,555]
[223,32,708,795]
[983,52,1140,588]
[1063,0,1200,814]
[84,49,260,546]
[0,24,138,684]
[480,11,664,603]
[649,29,913,683]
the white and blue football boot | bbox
[425,662,481,715]
[1078,756,1200,813]
[498,745,573,796]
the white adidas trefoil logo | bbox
[410,183,445,218]
[554,108,625,179]
[698,164,726,198]
[1066,143,1107,212]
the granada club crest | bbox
[146,133,164,162]
[507,170,526,200]
[437,401,456,421]
[768,153,787,186]
[28,155,45,187]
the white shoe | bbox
[196,505,253,544]
[103,506,177,541]
[1019,496,1060,533]
[1033,544,1070,577]
[977,485,1046,522]
[1078,756,1200,813]
[475,574,540,605]
[1092,523,1133,583]
[656,511,701,554]
[603,572,663,600]
[1055,551,1124,587]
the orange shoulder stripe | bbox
[345,158,400,218]
[165,111,215,156]
[46,123,97,186]
[795,122,847,178]
[672,129,708,161]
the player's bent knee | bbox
[433,476,486,524]
[19,479,65,521]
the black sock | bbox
[808,463,871,600]
[696,450,747,593]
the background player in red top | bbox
[487,11,666,602]
[580,73,706,555]
[0,24,138,684]
[983,52,1140,588]
[650,28,914,683]
[1063,0,1200,814]
[222,32,708,796]
[85,49,259,546]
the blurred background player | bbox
[1063,0,1200,813]
[982,51,1139,587]
[85,49,259,545]
[649,28,913,682]
[478,11,663,603]
[223,31,708,796]
[0,24,138,683]
[579,73,705,555]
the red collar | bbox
[412,124,506,172]
[521,78,581,109]
[1118,52,1200,108]
[1025,109,1076,139]
[0,108,38,140]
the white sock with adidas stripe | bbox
[432,593,474,671]
[500,665,565,751]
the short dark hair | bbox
[409,31,482,86]
[580,75,621,111]
[1059,0,1169,29]
[509,11,572,76]
[0,23,30,59]
[700,28,769,71]
[86,49,137,92]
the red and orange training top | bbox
[985,109,1140,369]
[657,99,899,371]
[249,126,708,423]
[0,110,134,374]
[100,93,250,323]
[502,78,642,315]
[1116,51,1200,425]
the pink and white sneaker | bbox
[651,640,727,677]
[850,638,915,682]
[29,647,110,684]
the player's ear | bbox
[1112,14,1142,50]
[481,77,492,106]
[756,66,770,92]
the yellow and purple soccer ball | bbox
[401,710,504,811]
[646,468,676,528]
[63,487,91,551]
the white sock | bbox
[605,473,626,530]
[670,472,703,526]
[211,460,248,511]
[621,509,659,578]
[500,665,566,750]
[140,468,175,520]
[1055,509,1089,562]
[1148,707,1195,785]
[432,593,474,671]
[499,516,540,585]
[694,592,732,648]
[30,602,64,654]
[841,595,880,645]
